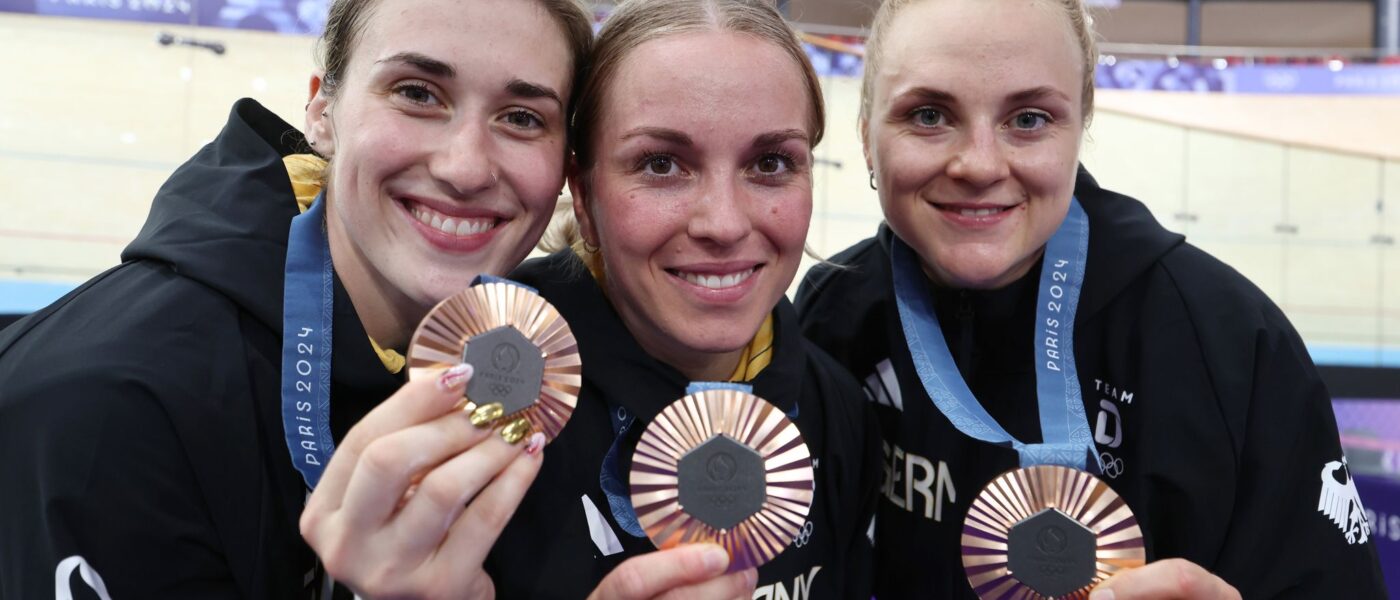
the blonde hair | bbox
[571,0,825,170]
[543,0,827,269]
[859,0,1098,127]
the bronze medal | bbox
[630,389,814,571]
[407,281,581,443]
[962,465,1145,599]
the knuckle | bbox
[473,492,515,531]
[418,469,469,514]
[612,561,651,599]
[298,509,321,541]
[316,537,354,581]
[1170,559,1202,595]
[360,437,407,476]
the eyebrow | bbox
[893,85,1070,106]
[753,129,810,147]
[620,126,694,146]
[892,86,958,106]
[376,52,456,79]
[619,127,809,148]
[1007,86,1072,104]
[505,78,563,109]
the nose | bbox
[429,118,499,198]
[687,176,751,247]
[946,125,1009,188]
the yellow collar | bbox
[285,154,404,375]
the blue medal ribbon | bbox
[890,198,1100,471]
[281,193,337,490]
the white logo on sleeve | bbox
[1318,456,1371,545]
[581,494,624,556]
[54,556,112,600]
[862,359,903,411]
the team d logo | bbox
[1318,456,1371,545]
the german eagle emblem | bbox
[1317,457,1370,545]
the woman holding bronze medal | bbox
[0,0,677,597]
[797,0,1387,598]
[487,0,881,597]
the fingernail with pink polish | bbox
[524,432,546,456]
[437,363,474,391]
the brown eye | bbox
[505,110,542,129]
[756,154,790,175]
[645,155,676,176]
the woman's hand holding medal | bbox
[300,364,546,599]
[589,544,758,600]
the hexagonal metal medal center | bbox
[1006,508,1097,598]
[462,325,544,416]
[677,434,766,531]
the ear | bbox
[859,116,873,174]
[305,72,335,157]
[566,157,600,248]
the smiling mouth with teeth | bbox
[408,203,499,236]
[669,267,759,290]
[937,205,1015,217]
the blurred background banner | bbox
[1097,59,1400,94]
[0,0,329,33]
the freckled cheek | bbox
[596,199,684,266]
[765,196,811,252]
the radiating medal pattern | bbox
[962,465,1145,600]
[630,389,814,571]
[407,281,581,443]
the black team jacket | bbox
[492,250,881,598]
[795,168,1388,598]
[0,100,399,598]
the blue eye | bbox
[911,107,943,128]
[1012,111,1051,130]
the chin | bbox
[929,252,1024,290]
[674,322,757,355]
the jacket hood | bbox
[122,99,304,331]
[1071,166,1185,320]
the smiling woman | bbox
[500,0,882,597]
[797,0,1389,598]
[0,0,601,597]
